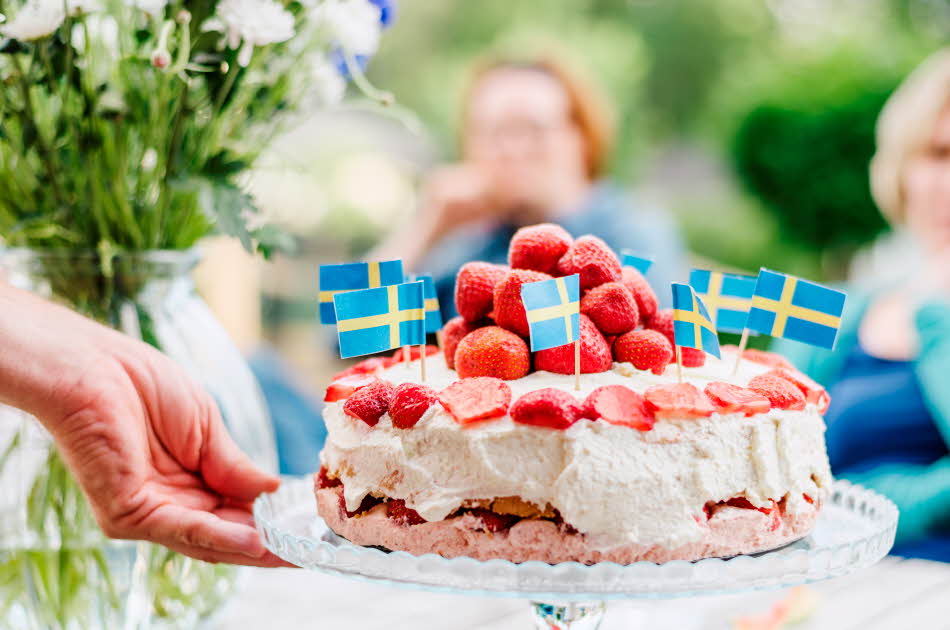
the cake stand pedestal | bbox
[254,480,897,629]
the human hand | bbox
[419,164,503,233]
[0,285,289,567]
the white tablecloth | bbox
[212,556,950,629]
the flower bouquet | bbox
[0,0,393,627]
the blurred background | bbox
[194,0,950,469]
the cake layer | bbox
[315,485,820,564]
[320,350,832,550]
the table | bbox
[212,556,950,629]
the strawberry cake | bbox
[315,224,833,564]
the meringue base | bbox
[315,485,820,564]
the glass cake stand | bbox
[254,479,898,629]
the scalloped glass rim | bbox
[254,479,897,601]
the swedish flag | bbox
[672,283,721,359]
[410,273,443,333]
[521,274,580,352]
[318,260,404,324]
[689,269,757,334]
[621,250,653,274]
[746,269,846,350]
[333,281,426,358]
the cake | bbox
[315,225,833,564]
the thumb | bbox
[200,403,280,502]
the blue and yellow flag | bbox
[671,283,721,359]
[318,260,404,324]
[410,273,443,334]
[689,269,757,334]
[746,269,846,350]
[521,274,581,352]
[621,250,653,275]
[332,281,425,358]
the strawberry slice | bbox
[387,499,426,525]
[388,345,440,365]
[643,383,715,419]
[583,385,654,431]
[510,388,583,430]
[330,357,389,381]
[704,382,771,417]
[747,374,806,411]
[324,374,379,402]
[316,465,342,489]
[762,368,830,413]
[742,349,794,370]
[438,377,512,425]
[466,508,518,532]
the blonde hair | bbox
[462,56,614,180]
[871,49,950,224]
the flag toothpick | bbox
[675,345,683,383]
[521,274,582,388]
[671,283,721,382]
[732,328,750,377]
[574,340,581,391]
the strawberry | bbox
[442,316,481,370]
[454,326,530,380]
[726,498,781,532]
[747,374,806,410]
[508,223,573,274]
[438,377,512,424]
[613,329,673,375]
[389,345,439,364]
[324,373,378,403]
[742,348,795,371]
[510,388,583,430]
[680,347,707,368]
[389,382,438,429]
[467,508,518,532]
[492,269,553,337]
[387,499,426,525]
[646,308,675,346]
[342,379,395,426]
[556,235,622,290]
[331,357,389,381]
[621,267,658,323]
[534,314,613,374]
[580,281,639,335]
[704,382,771,416]
[316,465,342,489]
[583,385,654,430]
[644,383,715,419]
[455,262,508,323]
[762,368,830,413]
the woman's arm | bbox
[0,282,287,566]
[844,458,950,545]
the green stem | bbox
[12,55,67,210]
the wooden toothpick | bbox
[420,344,427,383]
[675,345,684,383]
[732,328,750,378]
[574,340,581,391]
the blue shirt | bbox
[825,343,948,474]
[415,181,686,321]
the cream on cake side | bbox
[319,350,833,551]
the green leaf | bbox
[200,180,255,252]
[252,224,296,259]
[203,151,249,178]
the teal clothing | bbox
[776,291,950,553]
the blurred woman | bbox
[781,49,950,560]
[372,56,685,316]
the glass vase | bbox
[0,248,278,630]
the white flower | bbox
[310,0,381,56]
[207,0,294,67]
[309,54,345,105]
[126,0,168,16]
[0,0,64,40]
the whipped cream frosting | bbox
[319,350,833,550]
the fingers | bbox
[163,542,296,568]
[152,502,269,559]
[199,398,280,503]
